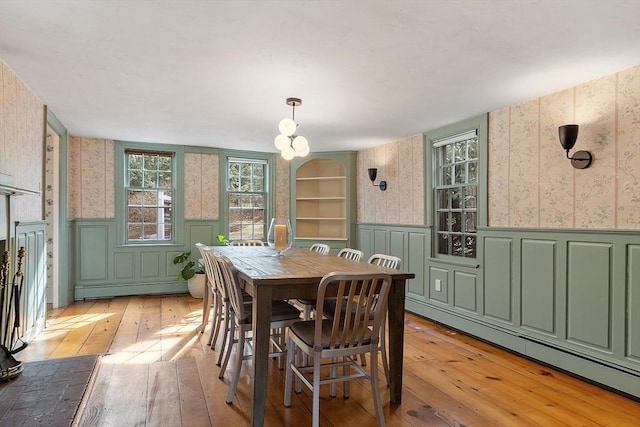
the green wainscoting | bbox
[73,219,220,299]
[15,221,47,345]
[357,223,640,398]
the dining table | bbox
[203,245,415,427]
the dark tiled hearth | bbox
[0,355,97,427]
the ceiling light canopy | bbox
[274,97,309,160]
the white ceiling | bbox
[0,0,638,153]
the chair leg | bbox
[226,325,246,404]
[329,357,337,397]
[312,352,322,427]
[219,319,235,379]
[207,291,221,346]
[216,301,231,366]
[284,336,295,407]
[343,357,350,398]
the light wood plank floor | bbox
[17,295,639,426]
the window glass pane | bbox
[464,235,476,257]
[442,165,452,185]
[450,188,461,209]
[437,189,448,209]
[128,224,143,240]
[468,139,478,159]
[451,212,462,232]
[437,233,450,255]
[454,141,466,162]
[452,234,463,256]
[465,212,477,232]
[464,187,477,208]
[129,170,142,187]
[468,161,478,183]
[437,212,449,232]
[445,145,453,164]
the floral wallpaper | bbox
[489,65,640,229]
[0,60,44,221]
[184,152,218,220]
[68,137,115,219]
[275,155,290,219]
[357,134,424,225]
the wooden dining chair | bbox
[365,254,400,384]
[229,239,264,246]
[322,253,401,385]
[336,247,363,262]
[210,251,302,404]
[295,243,332,321]
[284,271,392,427]
[196,242,232,365]
[309,243,330,254]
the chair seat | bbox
[237,300,301,325]
[290,319,373,349]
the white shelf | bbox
[296,176,346,181]
[297,217,346,221]
[296,197,346,201]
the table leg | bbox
[251,285,272,427]
[387,278,406,404]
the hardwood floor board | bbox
[176,357,212,427]
[76,297,128,356]
[107,295,146,356]
[49,300,117,358]
[74,358,113,427]
[92,357,150,426]
[146,361,182,426]
[195,352,250,426]
[402,369,495,427]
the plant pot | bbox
[187,273,206,298]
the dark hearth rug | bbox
[0,355,98,427]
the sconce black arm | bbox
[558,124,593,169]
[368,168,387,191]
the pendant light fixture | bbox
[274,97,310,160]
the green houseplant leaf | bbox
[173,251,204,282]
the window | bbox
[125,150,174,242]
[434,130,478,258]
[226,157,267,240]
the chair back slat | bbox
[316,273,391,352]
[336,248,363,262]
[197,243,220,296]
[368,253,401,270]
[216,255,248,322]
[310,243,330,254]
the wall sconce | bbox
[367,168,387,191]
[558,124,592,169]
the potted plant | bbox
[173,251,206,298]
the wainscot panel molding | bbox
[14,221,47,346]
[357,223,640,398]
[72,219,220,299]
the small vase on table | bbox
[267,218,292,256]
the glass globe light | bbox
[274,134,291,151]
[297,145,310,157]
[281,146,296,160]
[278,118,297,137]
[292,135,308,153]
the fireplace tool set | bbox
[0,247,27,380]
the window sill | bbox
[428,257,479,269]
